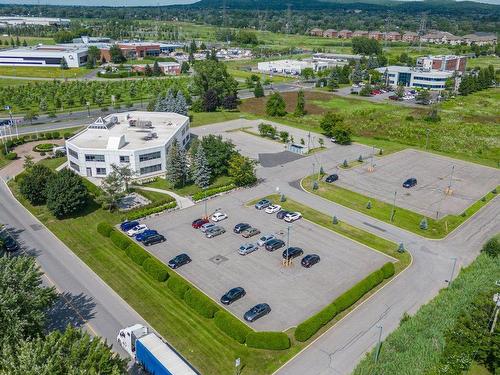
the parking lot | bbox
[334,149,500,217]
[138,193,392,331]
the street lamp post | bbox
[447,257,457,287]
[425,128,430,150]
[390,191,397,222]
[286,225,291,261]
[374,325,383,363]
[86,102,91,117]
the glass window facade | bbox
[119,155,130,163]
[139,151,161,162]
[140,164,162,175]
[68,148,78,159]
[85,154,105,162]
[69,161,80,172]
[96,168,107,175]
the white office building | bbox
[0,45,88,68]
[257,59,328,75]
[376,66,454,90]
[66,111,190,179]
[0,16,70,27]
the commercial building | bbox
[100,42,161,62]
[311,53,362,66]
[462,33,497,46]
[0,16,70,27]
[416,55,467,73]
[0,45,88,68]
[376,66,454,90]
[132,62,181,75]
[66,111,190,179]
[257,59,328,75]
[73,36,111,44]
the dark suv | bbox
[403,178,417,188]
[265,239,285,251]
[282,247,304,260]
[233,223,251,234]
[168,253,191,269]
[143,234,166,246]
[325,174,338,183]
[276,210,291,220]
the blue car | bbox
[135,230,158,242]
[120,220,139,232]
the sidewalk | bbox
[133,186,194,209]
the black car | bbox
[220,287,246,305]
[1,235,18,252]
[143,234,166,246]
[403,178,417,188]
[233,223,251,234]
[301,254,321,268]
[325,174,339,183]
[168,253,191,269]
[244,303,271,322]
[265,239,285,251]
[282,247,304,260]
[276,210,291,220]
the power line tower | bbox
[418,14,427,50]
[222,0,227,28]
[285,4,292,34]
[383,16,390,49]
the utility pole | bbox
[390,191,397,222]
[447,257,457,287]
[446,165,455,195]
[374,325,383,363]
[418,14,427,51]
[285,4,292,34]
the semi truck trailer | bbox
[117,324,198,375]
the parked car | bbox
[120,220,139,232]
[143,234,166,246]
[127,224,148,237]
[238,243,258,255]
[301,254,321,268]
[284,212,302,223]
[244,303,271,322]
[276,210,291,220]
[192,218,209,229]
[403,178,417,188]
[242,227,261,238]
[200,223,216,233]
[1,234,19,252]
[265,239,285,251]
[135,229,158,242]
[210,212,228,222]
[389,95,400,101]
[265,204,281,214]
[282,247,304,260]
[330,137,336,143]
[168,253,191,269]
[325,174,338,183]
[220,287,246,305]
[233,223,251,234]
[255,199,271,210]
[257,234,275,247]
[205,226,226,238]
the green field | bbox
[0,66,91,79]
[0,36,55,47]
[190,110,244,127]
[467,55,500,71]
[37,156,66,170]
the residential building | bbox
[132,62,181,75]
[368,31,384,40]
[384,32,402,42]
[309,28,324,37]
[402,32,419,43]
[462,33,497,46]
[257,59,328,75]
[0,45,88,68]
[66,111,190,179]
[323,29,338,38]
[416,55,467,73]
[376,66,454,90]
[338,30,353,39]
[352,30,369,38]
[420,31,463,45]
[0,16,70,27]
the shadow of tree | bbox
[45,292,96,332]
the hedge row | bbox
[126,201,177,221]
[167,276,191,299]
[295,262,395,342]
[192,184,236,201]
[246,331,291,350]
[126,244,151,266]
[184,288,220,319]
[110,231,131,250]
[143,258,170,282]
[213,310,252,344]
[97,222,114,237]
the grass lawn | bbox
[302,175,499,239]
[0,78,43,87]
[189,110,245,127]
[0,36,55,46]
[467,362,493,375]
[143,175,234,197]
[467,55,500,71]
[37,156,66,170]
[131,188,175,204]
[228,68,295,84]
[0,66,92,79]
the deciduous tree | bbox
[228,154,257,186]
[46,169,89,218]
[266,92,286,117]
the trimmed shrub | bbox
[381,262,395,279]
[126,201,177,221]
[184,288,219,318]
[167,276,190,299]
[63,132,72,139]
[97,222,114,237]
[481,237,500,258]
[192,184,236,201]
[5,152,17,160]
[52,131,60,139]
[125,244,151,266]
[294,303,337,342]
[246,332,290,350]
[142,258,170,282]
[213,310,252,344]
[110,231,131,250]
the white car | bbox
[211,212,228,222]
[200,223,216,233]
[284,212,302,223]
[257,234,275,247]
[127,224,148,237]
[265,204,281,214]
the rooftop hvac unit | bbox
[136,120,153,128]
[151,132,158,138]
[129,119,137,127]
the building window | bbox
[85,154,105,162]
[119,155,130,163]
[139,151,161,162]
[140,164,162,175]
[96,168,107,175]
[70,161,80,172]
[68,148,78,159]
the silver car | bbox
[257,234,275,247]
[238,243,258,255]
[200,223,216,233]
[206,226,226,238]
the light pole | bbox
[374,325,383,363]
[86,101,91,117]
[390,191,397,222]
[286,225,291,261]
[446,257,457,287]
[425,128,430,150]
[446,165,455,195]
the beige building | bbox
[338,29,353,38]
[323,29,338,38]
[309,28,324,37]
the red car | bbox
[371,89,381,95]
[192,218,209,229]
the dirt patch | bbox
[239,91,330,116]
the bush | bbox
[33,143,55,153]
[294,303,337,342]
[142,258,170,282]
[52,131,60,139]
[213,310,252,344]
[97,222,114,237]
[5,152,17,160]
[381,262,395,279]
[246,332,291,350]
[109,231,131,250]
[192,184,236,201]
[126,201,177,221]
[125,244,151,266]
[63,132,72,139]
[184,289,219,318]
[167,276,190,299]
[481,237,500,258]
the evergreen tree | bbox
[351,63,364,84]
[144,64,153,77]
[60,57,69,70]
[294,90,306,116]
[202,89,219,112]
[254,80,265,97]
[165,139,188,187]
[265,92,286,116]
[181,61,190,74]
[22,39,27,47]
[193,144,211,188]
[152,61,162,76]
